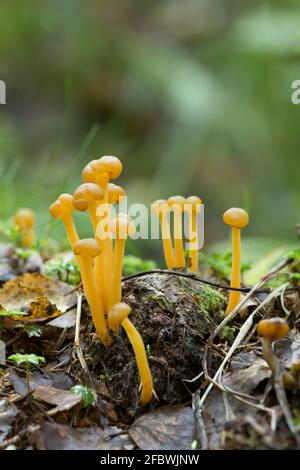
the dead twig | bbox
[122,268,299,293]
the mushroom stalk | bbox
[73,239,111,346]
[78,255,110,345]
[160,210,176,269]
[189,214,198,272]
[261,337,277,372]
[108,237,125,311]
[95,204,110,312]
[96,173,113,310]
[108,215,135,312]
[226,227,241,314]
[63,216,79,248]
[121,317,153,405]
[173,208,186,268]
[223,208,249,316]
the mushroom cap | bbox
[108,183,126,204]
[82,160,98,183]
[49,194,74,219]
[257,318,289,340]
[223,208,249,229]
[73,183,104,211]
[13,208,36,228]
[186,195,202,213]
[151,199,167,213]
[168,195,186,209]
[73,238,101,257]
[82,157,122,183]
[97,156,122,179]
[111,213,136,238]
[108,302,131,330]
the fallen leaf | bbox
[9,368,75,396]
[0,273,77,321]
[202,351,273,449]
[238,296,259,318]
[275,330,300,368]
[0,398,19,443]
[129,405,196,450]
[33,385,81,415]
[222,357,271,394]
[48,308,77,328]
[28,421,133,450]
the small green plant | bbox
[0,220,23,246]
[123,255,157,276]
[42,259,81,285]
[201,252,250,279]
[22,325,43,338]
[8,353,45,391]
[15,247,35,261]
[69,384,97,407]
[0,309,26,319]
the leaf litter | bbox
[0,242,299,450]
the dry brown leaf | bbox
[33,385,81,416]
[28,421,133,450]
[0,273,77,321]
[129,405,196,450]
[0,399,19,443]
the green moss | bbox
[147,293,172,311]
[193,285,226,323]
[219,325,236,343]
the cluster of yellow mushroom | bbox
[13,208,36,247]
[151,196,202,272]
[152,200,250,316]
[49,156,153,405]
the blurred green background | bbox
[0,0,299,262]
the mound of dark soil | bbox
[88,273,226,421]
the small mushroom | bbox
[108,302,153,405]
[223,207,249,315]
[13,208,36,247]
[151,199,176,269]
[73,183,104,231]
[168,196,186,268]
[82,157,123,311]
[256,318,296,388]
[73,238,111,345]
[82,156,123,191]
[107,183,126,204]
[107,214,135,311]
[49,194,79,248]
[185,196,202,272]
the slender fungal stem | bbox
[225,227,241,315]
[262,337,277,373]
[160,211,176,269]
[121,317,153,405]
[188,209,198,272]
[173,208,185,268]
[78,255,111,346]
[108,238,125,312]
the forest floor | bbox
[0,240,299,450]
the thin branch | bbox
[122,269,300,293]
